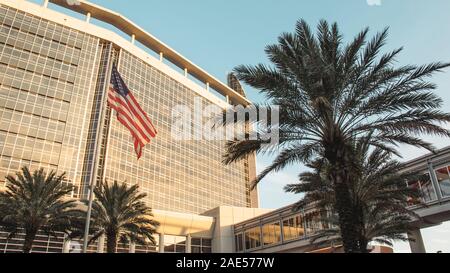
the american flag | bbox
[107,65,157,159]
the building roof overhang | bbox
[48,0,251,106]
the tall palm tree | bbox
[0,167,78,253]
[224,19,450,252]
[79,181,159,253]
[285,136,422,252]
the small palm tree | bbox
[80,181,159,253]
[0,167,78,253]
[286,137,422,252]
[224,19,450,252]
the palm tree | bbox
[224,19,450,252]
[79,181,159,253]
[285,136,422,252]
[0,167,78,253]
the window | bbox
[282,215,305,241]
[262,221,282,246]
[435,167,450,197]
[407,173,437,205]
[234,233,243,252]
[163,235,186,253]
[304,211,323,236]
[244,227,261,250]
[191,237,212,253]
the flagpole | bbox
[82,43,114,253]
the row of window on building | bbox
[407,165,450,204]
[234,211,330,252]
[234,164,450,252]
[0,230,212,253]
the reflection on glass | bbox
[282,215,305,241]
[244,227,261,250]
[262,221,282,246]
[191,237,212,253]
[164,244,174,253]
[435,167,450,197]
[164,235,186,253]
[175,245,185,253]
[304,211,323,236]
[419,173,437,202]
[407,180,422,206]
[234,233,244,252]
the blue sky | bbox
[41,0,450,252]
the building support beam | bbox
[186,234,192,253]
[43,0,49,8]
[408,229,426,253]
[97,234,105,253]
[159,52,164,62]
[159,233,165,253]
[62,238,71,253]
[131,34,136,45]
[86,12,91,23]
[428,161,443,201]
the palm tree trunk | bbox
[326,143,361,253]
[23,228,38,253]
[356,206,369,253]
[333,180,360,253]
[106,232,118,253]
[359,237,369,253]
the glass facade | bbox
[262,221,282,246]
[101,49,249,214]
[234,233,244,252]
[0,4,99,198]
[406,166,450,205]
[0,230,65,253]
[235,210,330,252]
[191,238,212,253]
[407,173,437,205]
[0,4,251,214]
[134,239,158,253]
[435,166,450,198]
[244,227,261,251]
[0,2,253,253]
[163,235,186,253]
[282,215,304,242]
[304,211,327,236]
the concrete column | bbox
[184,68,188,78]
[186,234,192,253]
[131,34,136,45]
[97,234,105,253]
[408,229,426,253]
[129,242,136,253]
[206,82,210,92]
[43,0,49,8]
[159,52,164,62]
[86,12,91,23]
[226,95,230,104]
[62,238,71,253]
[158,233,165,253]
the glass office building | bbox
[0,0,257,215]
